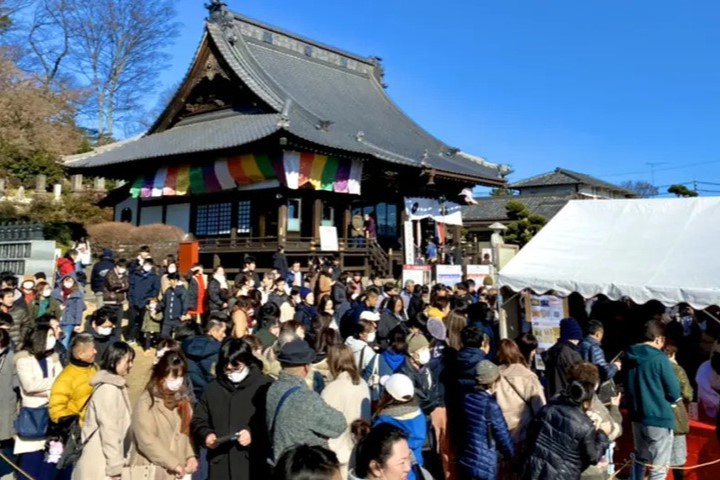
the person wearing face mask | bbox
[128,350,197,479]
[29,281,62,321]
[104,259,130,341]
[13,325,63,479]
[35,314,69,367]
[127,259,160,344]
[192,338,273,480]
[52,274,86,350]
[89,307,118,360]
[265,339,346,462]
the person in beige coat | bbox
[495,339,546,444]
[321,345,371,479]
[127,350,197,480]
[13,325,62,479]
[73,342,136,480]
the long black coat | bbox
[191,365,273,480]
[543,341,583,398]
[523,396,609,480]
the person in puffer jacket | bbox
[373,373,427,480]
[523,380,611,480]
[459,360,514,480]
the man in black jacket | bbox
[90,248,115,307]
[272,246,289,281]
[543,317,584,398]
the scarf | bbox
[213,274,228,291]
[152,384,192,436]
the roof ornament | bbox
[369,56,388,88]
[356,131,365,142]
[277,99,292,128]
[206,0,235,37]
[316,120,334,132]
[420,149,429,167]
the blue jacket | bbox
[579,336,617,381]
[294,303,317,333]
[454,347,487,394]
[52,287,85,326]
[90,252,114,293]
[128,270,160,309]
[459,391,514,480]
[182,334,221,400]
[161,285,188,322]
[625,344,681,429]
[374,405,427,475]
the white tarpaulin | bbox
[498,197,720,308]
[404,197,463,226]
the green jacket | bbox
[670,360,694,435]
[28,296,63,321]
[626,344,681,430]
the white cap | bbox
[359,311,380,322]
[380,373,414,401]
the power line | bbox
[602,159,720,178]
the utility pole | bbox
[645,162,667,187]
[694,178,698,194]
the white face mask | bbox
[117,268,126,275]
[227,368,249,384]
[42,289,52,298]
[46,336,57,351]
[165,376,184,392]
[167,265,177,274]
[366,332,376,343]
[98,327,113,336]
[417,349,431,366]
[63,281,74,289]
[142,265,152,273]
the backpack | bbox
[49,387,98,470]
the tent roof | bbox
[498,197,720,308]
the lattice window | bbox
[237,201,251,234]
[195,203,232,236]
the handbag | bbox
[15,406,49,439]
[53,387,99,470]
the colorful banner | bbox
[130,151,363,198]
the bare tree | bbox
[23,0,179,140]
[620,180,659,198]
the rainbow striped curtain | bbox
[130,151,363,198]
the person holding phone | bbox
[191,338,273,480]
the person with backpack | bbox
[73,341,136,480]
[265,339,346,461]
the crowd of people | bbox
[0,245,718,480]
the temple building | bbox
[68,2,509,276]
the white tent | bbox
[498,197,720,308]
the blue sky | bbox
[153,1,720,195]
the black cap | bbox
[278,340,316,365]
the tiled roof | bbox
[462,195,569,223]
[66,113,282,168]
[71,10,507,184]
[510,168,633,195]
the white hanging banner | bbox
[404,197,463,226]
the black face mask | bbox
[711,353,720,375]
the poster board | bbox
[435,264,463,286]
[319,226,339,251]
[525,294,569,351]
[466,264,493,285]
[403,265,432,287]
[498,244,519,270]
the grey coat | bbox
[0,349,17,440]
[266,371,346,460]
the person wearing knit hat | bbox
[543,317,584,397]
[373,373,427,478]
[426,318,447,343]
[458,360,514,479]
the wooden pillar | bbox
[312,198,322,242]
[278,202,288,245]
[342,204,351,249]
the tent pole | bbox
[498,289,508,339]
